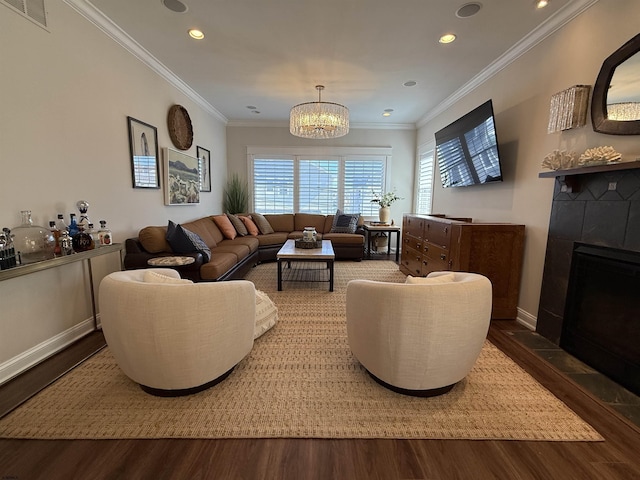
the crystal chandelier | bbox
[607,102,640,121]
[290,85,349,139]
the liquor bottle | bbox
[56,214,68,232]
[49,220,61,255]
[0,228,16,269]
[59,230,74,256]
[98,220,113,246]
[87,223,101,248]
[68,213,79,237]
[72,224,94,252]
[74,224,94,251]
[12,210,56,264]
[76,200,90,231]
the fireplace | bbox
[561,243,640,396]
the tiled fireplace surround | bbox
[537,165,640,344]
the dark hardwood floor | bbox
[1,322,639,479]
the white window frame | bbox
[247,146,392,216]
[414,141,435,215]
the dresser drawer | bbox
[403,215,424,239]
[422,243,451,273]
[424,219,452,248]
[401,246,423,277]
[403,234,423,252]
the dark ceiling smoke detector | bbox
[456,2,482,18]
[162,0,188,13]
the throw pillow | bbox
[254,289,278,339]
[330,209,360,234]
[226,213,248,236]
[239,215,260,236]
[143,271,193,284]
[212,214,237,240]
[405,273,456,284]
[166,220,212,262]
[251,213,275,234]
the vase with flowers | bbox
[370,190,402,223]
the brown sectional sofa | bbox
[124,213,365,282]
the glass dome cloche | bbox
[12,210,56,264]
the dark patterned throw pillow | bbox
[166,220,212,262]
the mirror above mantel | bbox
[591,33,640,135]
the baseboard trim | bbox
[0,316,97,385]
[516,308,537,331]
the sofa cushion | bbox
[143,271,193,284]
[239,215,260,235]
[166,221,212,262]
[330,210,360,234]
[256,232,289,247]
[214,241,251,261]
[227,235,260,252]
[251,213,275,234]
[323,232,364,245]
[264,214,294,232]
[138,226,171,253]
[199,252,240,281]
[405,273,456,284]
[294,213,326,233]
[211,214,238,240]
[226,213,248,236]
[181,217,219,249]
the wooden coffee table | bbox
[276,239,335,291]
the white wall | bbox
[226,126,416,225]
[0,2,227,380]
[417,0,640,324]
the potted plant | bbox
[370,190,401,223]
[223,173,249,214]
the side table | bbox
[362,223,401,262]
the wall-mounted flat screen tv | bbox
[435,99,503,188]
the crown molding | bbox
[416,0,600,128]
[227,119,416,130]
[64,0,228,123]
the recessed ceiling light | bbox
[189,29,205,40]
[536,0,549,8]
[439,33,457,44]
[382,112,392,117]
[456,2,482,18]
[403,81,417,87]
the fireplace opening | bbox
[561,243,640,396]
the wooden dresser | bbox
[400,214,525,319]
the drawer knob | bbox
[440,254,446,260]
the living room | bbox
[1,0,639,476]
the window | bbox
[415,144,435,215]
[252,157,294,214]
[248,147,390,215]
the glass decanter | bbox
[12,210,56,264]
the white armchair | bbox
[98,268,256,396]
[346,271,492,396]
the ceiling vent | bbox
[2,0,48,28]
[162,0,188,13]
[456,2,482,18]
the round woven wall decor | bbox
[167,104,193,150]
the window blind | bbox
[416,149,434,214]
[252,158,294,213]
[344,158,385,216]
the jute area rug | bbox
[0,261,602,441]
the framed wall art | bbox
[127,116,160,189]
[197,145,211,192]
[164,148,201,205]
